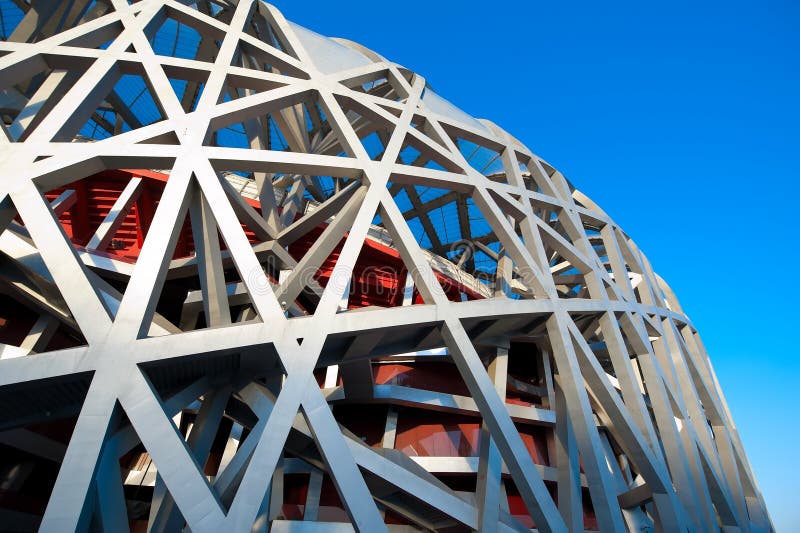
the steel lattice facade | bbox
[0,1,772,531]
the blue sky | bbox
[276,0,799,529]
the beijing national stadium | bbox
[0,1,772,531]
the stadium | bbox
[0,1,771,531]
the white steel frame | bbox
[0,1,772,532]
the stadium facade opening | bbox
[0,1,771,531]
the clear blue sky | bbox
[275,1,799,529]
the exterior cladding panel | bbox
[0,1,771,532]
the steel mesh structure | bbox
[0,1,772,531]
